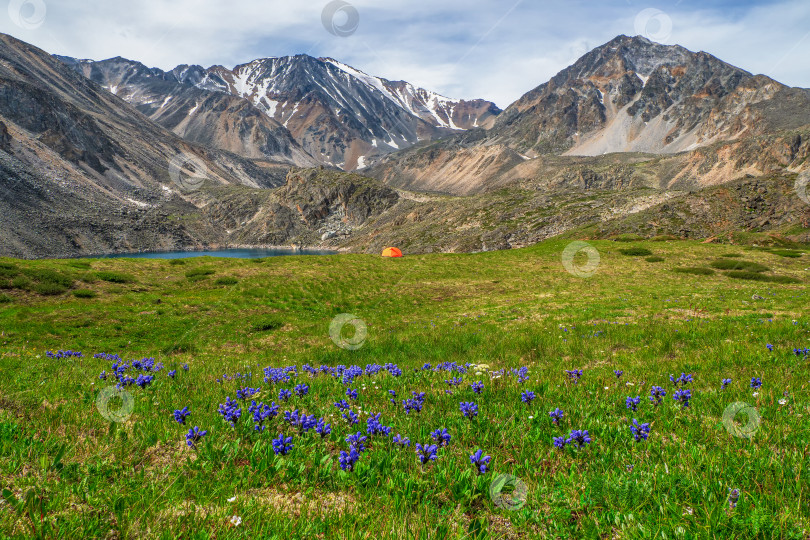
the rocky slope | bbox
[493,35,810,156]
[2,32,808,259]
[0,33,290,258]
[369,35,810,195]
[59,55,501,171]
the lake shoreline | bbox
[75,245,341,260]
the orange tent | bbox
[381,247,403,258]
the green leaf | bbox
[1,488,20,512]
[50,443,67,471]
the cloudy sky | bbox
[2,0,808,108]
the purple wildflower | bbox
[431,428,451,447]
[393,434,410,447]
[271,433,294,455]
[459,401,478,419]
[649,386,666,406]
[673,389,692,408]
[565,429,592,449]
[339,447,361,471]
[173,406,191,425]
[415,443,438,464]
[469,449,491,475]
[629,419,650,442]
[185,426,207,449]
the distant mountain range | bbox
[0,32,807,258]
[57,54,500,171]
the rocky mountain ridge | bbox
[59,54,501,171]
[369,35,810,195]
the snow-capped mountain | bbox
[59,54,500,171]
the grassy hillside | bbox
[0,240,808,538]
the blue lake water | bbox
[98,248,337,260]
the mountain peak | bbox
[57,50,500,171]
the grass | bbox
[32,282,69,296]
[214,277,239,286]
[0,239,808,539]
[768,249,804,259]
[724,271,802,284]
[710,260,770,273]
[612,234,645,242]
[618,247,653,256]
[651,235,678,242]
[186,268,217,279]
[645,256,665,263]
[251,319,284,332]
[95,271,136,284]
[673,267,715,276]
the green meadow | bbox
[0,239,808,539]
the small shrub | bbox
[0,280,11,290]
[720,253,743,258]
[215,277,238,286]
[251,319,283,332]
[768,249,803,258]
[651,235,678,242]
[674,267,715,276]
[73,289,97,299]
[613,234,645,242]
[619,247,653,256]
[33,282,68,296]
[96,271,136,284]
[0,293,11,303]
[0,263,18,278]
[724,271,800,283]
[169,259,186,266]
[11,276,31,289]
[185,268,216,279]
[251,258,267,264]
[645,256,665,263]
[66,260,92,269]
[162,342,197,355]
[24,269,74,288]
[709,260,769,272]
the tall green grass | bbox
[0,240,807,539]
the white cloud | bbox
[0,0,807,108]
